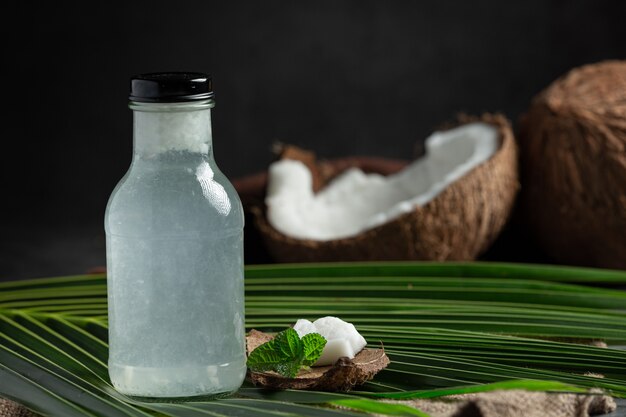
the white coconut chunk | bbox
[313,317,367,354]
[311,316,349,340]
[293,316,367,366]
[266,122,499,240]
[293,319,317,338]
[348,328,367,354]
[315,339,354,366]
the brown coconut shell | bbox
[252,113,519,262]
[246,329,390,391]
[520,60,626,269]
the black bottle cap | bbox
[129,72,214,103]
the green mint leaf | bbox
[274,328,304,360]
[246,328,327,378]
[246,340,288,372]
[302,332,327,366]
[275,360,301,378]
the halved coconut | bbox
[233,152,408,264]
[253,113,518,262]
[520,61,626,269]
[246,329,389,391]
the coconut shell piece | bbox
[520,60,626,269]
[253,113,519,262]
[246,329,390,392]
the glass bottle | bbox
[105,73,246,398]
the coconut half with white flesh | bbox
[254,113,518,262]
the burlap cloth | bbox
[0,400,39,417]
[1,390,616,417]
[383,389,616,417]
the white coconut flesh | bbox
[293,317,367,366]
[266,122,499,240]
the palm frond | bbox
[1,262,626,417]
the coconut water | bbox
[105,74,245,398]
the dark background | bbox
[2,1,625,280]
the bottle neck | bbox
[131,100,215,159]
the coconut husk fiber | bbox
[253,113,519,262]
[246,329,389,392]
[520,60,626,269]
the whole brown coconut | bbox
[520,61,626,269]
[253,113,519,262]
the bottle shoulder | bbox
[105,159,244,235]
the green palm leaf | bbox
[1,262,626,417]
